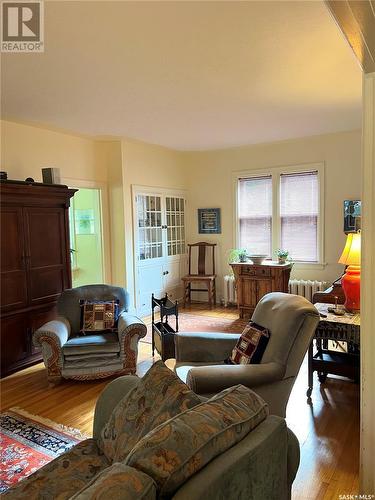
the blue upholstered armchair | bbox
[33,285,147,383]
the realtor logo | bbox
[1,1,44,52]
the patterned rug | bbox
[0,408,86,493]
[142,311,248,344]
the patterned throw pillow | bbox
[99,361,201,463]
[79,300,119,335]
[226,321,270,365]
[125,385,268,497]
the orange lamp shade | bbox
[338,233,361,312]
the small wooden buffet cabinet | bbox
[230,262,292,318]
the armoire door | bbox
[24,207,69,306]
[0,206,28,312]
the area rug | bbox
[142,311,248,344]
[0,408,87,493]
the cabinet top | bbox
[0,179,77,198]
[230,261,293,269]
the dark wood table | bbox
[307,302,360,398]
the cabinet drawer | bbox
[240,266,271,278]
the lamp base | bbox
[341,265,360,312]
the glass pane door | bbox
[136,194,163,260]
[166,197,185,257]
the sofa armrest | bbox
[93,375,141,439]
[175,332,240,362]
[186,362,285,395]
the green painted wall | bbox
[71,188,104,287]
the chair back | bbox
[188,242,216,276]
[252,292,319,378]
[57,284,129,334]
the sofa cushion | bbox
[125,384,268,497]
[71,463,156,500]
[62,333,120,356]
[226,322,270,365]
[99,361,201,462]
[3,438,109,500]
[80,300,119,334]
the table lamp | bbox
[338,232,361,312]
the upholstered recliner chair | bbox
[34,285,147,383]
[174,292,320,417]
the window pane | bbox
[238,176,272,257]
[280,171,318,262]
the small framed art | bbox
[198,208,221,234]
[344,200,361,233]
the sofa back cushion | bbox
[70,463,156,500]
[99,361,201,462]
[125,385,268,497]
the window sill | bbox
[291,262,326,271]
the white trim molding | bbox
[360,72,375,494]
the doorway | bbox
[69,188,104,288]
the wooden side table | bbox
[307,302,360,398]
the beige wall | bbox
[95,140,125,287]
[121,138,187,309]
[184,130,362,298]
[1,120,362,307]
[1,120,102,183]
[0,120,124,288]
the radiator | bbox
[288,279,330,302]
[223,275,237,306]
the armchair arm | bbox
[186,362,285,395]
[118,312,147,375]
[118,312,147,340]
[33,317,70,382]
[33,317,70,348]
[175,332,240,363]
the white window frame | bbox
[233,162,325,269]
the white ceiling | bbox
[1,1,362,150]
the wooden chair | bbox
[182,242,217,307]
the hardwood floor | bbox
[0,304,359,499]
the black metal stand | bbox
[151,293,179,361]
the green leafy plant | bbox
[229,248,248,263]
[277,248,289,259]
[277,248,289,263]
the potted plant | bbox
[277,249,289,264]
[228,248,248,263]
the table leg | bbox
[307,341,313,398]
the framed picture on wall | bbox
[344,200,361,233]
[198,208,221,234]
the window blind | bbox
[280,171,318,262]
[238,176,272,257]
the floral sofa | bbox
[4,362,300,500]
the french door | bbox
[134,189,186,316]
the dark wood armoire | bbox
[0,180,77,377]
